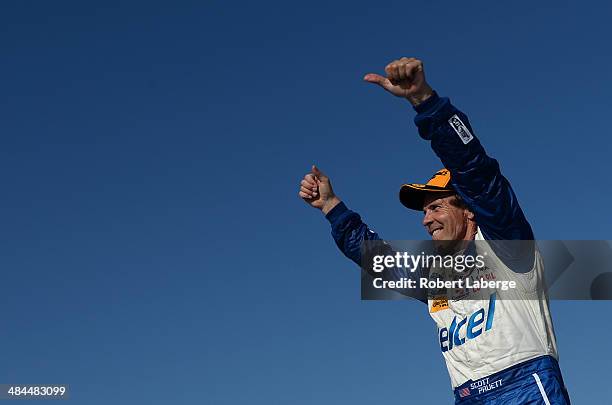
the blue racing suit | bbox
[325,92,571,404]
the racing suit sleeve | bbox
[326,201,427,302]
[413,92,534,272]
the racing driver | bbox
[298,57,571,404]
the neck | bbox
[464,222,478,241]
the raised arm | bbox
[411,93,534,242]
[364,58,534,242]
[298,166,426,301]
[364,58,534,272]
[298,165,377,265]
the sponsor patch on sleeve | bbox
[448,114,474,144]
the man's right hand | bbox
[299,165,341,215]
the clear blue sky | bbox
[1,1,611,403]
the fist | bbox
[299,165,340,214]
[364,57,433,106]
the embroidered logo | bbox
[430,298,449,313]
[448,114,474,144]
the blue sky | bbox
[1,1,611,403]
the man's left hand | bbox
[364,57,434,106]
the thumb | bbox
[312,164,327,181]
[363,73,394,91]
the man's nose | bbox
[422,211,433,227]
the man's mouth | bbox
[431,228,442,238]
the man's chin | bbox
[432,238,462,254]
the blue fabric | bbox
[413,93,534,242]
[454,356,571,404]
[326,201,380,265]
[326,202,427,302]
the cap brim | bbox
[399,184,454,211]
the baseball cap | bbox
[399,169,454,211]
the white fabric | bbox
[427,228,558,388]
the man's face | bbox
[422,193,473,241]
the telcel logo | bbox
[439,293,496,352]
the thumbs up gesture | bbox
[364,57,434,106]
[299,165,341,214]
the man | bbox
[298,58,571,404]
